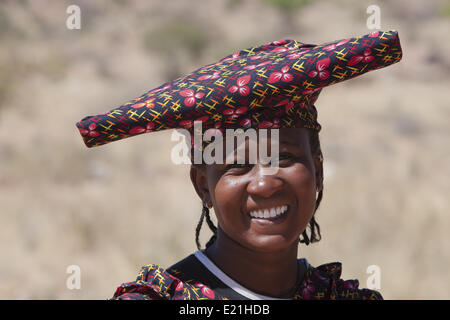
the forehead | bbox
[278,128,311,147]
[202,127,311,162]
[226,127,311,149]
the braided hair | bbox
[194,129,323,250]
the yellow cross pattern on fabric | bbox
[380,31,391,40]
[249,98,262,109]
[107,110,124,118]
[292,60,306,72]
[345,66,359,72]
[160,93,173,102]
[252,113,261,122]
[108,133,119,139]
[212,114,222,121]
[335,50,348,62]
[270,86,280,95]
[266,83,279,91]
[302,80,314,89]
[214,78,226,87]
[223,95,235,106]
[273,57,284,64]
[236,69,247,75]
[204,100,218,111]
[350,39,360,45]
[332,65,343,72]
[219,67,233,74]
[98,122,114,131]
[177,82,188,88]
[375,45,388,54]
[170,100,182,112]
[160,108,169,119]
[149,109,162,120]
[252,80,263,89]
[382,55,393,62]
[332,71,348,80]
[359,64,368,73]
[256,69,268,78]
[126,109,140,120]
[242,47,255,55]
[157,100,169,111]
[195,101,204,109]
[314,292,325,298]
[283,86,297,94]
[315,51,326,58]
[192,84,205,91]
[206,88,214,98]
[296,110,308,119]
[253,88,268,98]
[282,118,293,127]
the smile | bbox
[248,205,289,220]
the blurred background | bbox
[0,0,449,299]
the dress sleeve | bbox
[110,264,173,300]
[111,280,167,300]
[334,278,383,300]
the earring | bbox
[318,154,323,163]
[202,202,210,214]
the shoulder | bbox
[297,261,383,300]
[111,264,177,300]
[111,255,228,300]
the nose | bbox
[247,170,284,199]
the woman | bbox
[76,30,402,300]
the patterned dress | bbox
[112,251,382,300]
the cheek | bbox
[284,163,317,219]
[210,176,247,227]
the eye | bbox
[227,163,251,169]
[270,152,297,167]
[279,153,293,160]
[223,162,253,174]
[278,152,296,162]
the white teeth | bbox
[249,205,289,219]
[270,208,276,217]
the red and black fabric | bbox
[76,30,402,153]
[112,253,382,300]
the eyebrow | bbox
[279,139,303,148]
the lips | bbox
[248,205,289,220]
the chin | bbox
[244,234,299,253]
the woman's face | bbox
[191,128,323,253]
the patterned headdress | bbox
[76,30,402,153]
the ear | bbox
[313,148,324,192]
[190,165,212,208]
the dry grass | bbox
[0,0,449,299]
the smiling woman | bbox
[76,30,402,300]
[191,128,322,252]
[187,128,322,298]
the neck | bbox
[204,227,303,298]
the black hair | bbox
[194,129,323,250]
